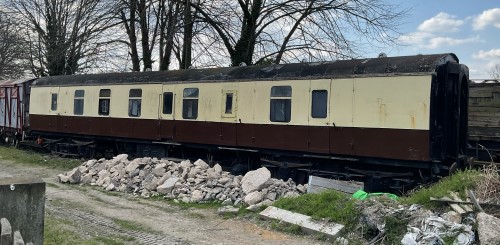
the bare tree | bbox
[192,0,406,66]
[490,64,500,80]
[119,0,178,71]
[158,0,181,70]
[4,0,118,76]
[0,11,29,79]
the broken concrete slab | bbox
[477,212,500,245]
[259,206,344,239]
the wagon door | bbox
[308,79,331,153]
[159,85,175,140]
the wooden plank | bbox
[437,195,466,214]
[307,175,363,194]
[450,192,473,213]
[467,190,484,212]
[429,197,500,207]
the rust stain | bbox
[422,102,428,117]
[378,98,386,126]
[410,115,416,129]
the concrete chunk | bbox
[259,206,344,239]
[13,230,24,245]
[241,167,271,194]
[1,218,12,245]
[477,212,500,245]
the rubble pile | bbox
[57,154,304,206]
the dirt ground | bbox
[0,158,329,245]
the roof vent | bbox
[378,52,387,58]
[239,62,247,67]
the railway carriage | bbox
[0,78,35,144]
[28,53,469,191]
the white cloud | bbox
[473,49,500,59]
[473,8,500,30]
[399,33,481,49]
[425,36,481,49]
[418,12,464,33]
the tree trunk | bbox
[180,0,192,69]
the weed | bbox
[383,216,408,245]
[442,235,458,245]
[402,170,480,208]
[273,190,361,230]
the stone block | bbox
[0,177,45,245]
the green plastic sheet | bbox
[352,190,399,200]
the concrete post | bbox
[0,177,45,245]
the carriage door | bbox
[308,79,331,153]
[48,87,60,131]
[220,89,238,145]
[159,86,175,140]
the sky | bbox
[373,0,500,79]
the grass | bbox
[402,169,481,208]
[0,145,82,170]
[112,218,155,233]
[270,221,303,235]
[273,190,361,231]
[45,213,135,245]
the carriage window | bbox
[98,89,111,116]
[225,93,233,114]
[128,89,142,117]
[163,92,173,114]
[270,86,292,122]
[183,88,198,119]
[311,90,328,118]
[74,90,84,115]
[51,93,58,111]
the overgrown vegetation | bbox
[475,165,500,203]
[383,216,409,244]
[0,145,81,170]
[402,169,480,208]
[273,190,361,230]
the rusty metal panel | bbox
[250,124,308,152]
[330,127,429,161]
[175,120,221,145]
[308,126,330,154]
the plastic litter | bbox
[401,216,474,245]
[352,190,399,200]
